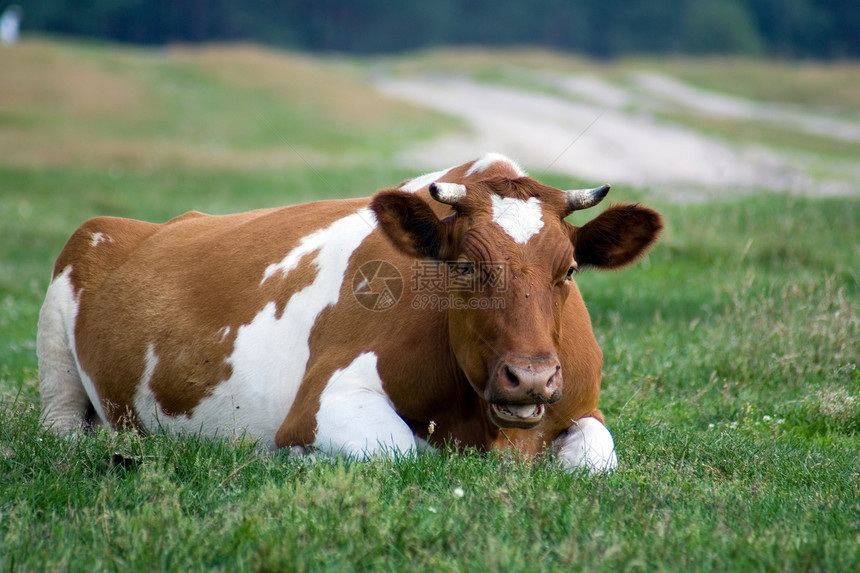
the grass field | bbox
[1,38,859,571]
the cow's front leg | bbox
[313,352,417,458]
[553,416,618,474]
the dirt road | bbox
[377,73,859,198]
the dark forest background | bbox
[8,0,860,59]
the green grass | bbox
[3,412,857,571]
[2,39,860,571]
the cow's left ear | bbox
[371,190,453,260]
[569,203,663,269]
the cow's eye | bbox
[457,261,475,275]
[565,266,577,280]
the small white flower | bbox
[762,415,772,422]
[453,486,465,498]
[428,506,438,514]
[708,423,715,429]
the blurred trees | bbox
[683,0,764,56]
[10,0,860,59]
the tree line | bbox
[11,0,860,59]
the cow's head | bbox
[371,158,662,429]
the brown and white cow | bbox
[37,153,662,472]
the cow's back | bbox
[54,215,166,291]
[51,199,372,442]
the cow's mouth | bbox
[489,403,545,429]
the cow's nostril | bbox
[505,366,520,387]
[547,365,561,388]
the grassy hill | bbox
[1,39,858,571]
[0,38,455,170]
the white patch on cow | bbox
[142,344,159,386]
[554,416,618,474]
[261,216,356,284]
[132,345,162,428]
[399,168,451,193]
[466,152,526,177]
[314,352,417,458]
[133,341,283,446]
[90,232,114,247]
[135,207,377,448]
[38,266,108,433]
[491,195,544,244]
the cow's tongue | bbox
[500,404,541,418]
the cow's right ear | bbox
[371,190,450,260]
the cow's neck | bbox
[380,326,501,450]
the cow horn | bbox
[429,182,467,205]
[564,184,610,213]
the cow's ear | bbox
[570,204,663,269]
[371,190,450,260]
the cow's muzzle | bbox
[485,357,562,429]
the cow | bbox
[37,153,662,473]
